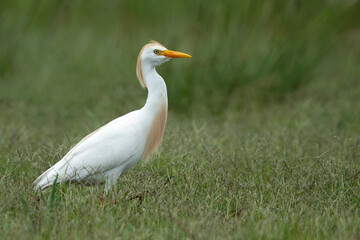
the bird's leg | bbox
[100,177,116,201]
[104,183,113,196]
[100,178,120,205]
[105,175,118,193]
[99,184,110,204]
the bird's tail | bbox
[33,166,64,191]
[33,153,78,191]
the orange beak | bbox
[162,50,192,58]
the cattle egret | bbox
[33,40,191,193]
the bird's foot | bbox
[99,191,106,205]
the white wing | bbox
[33,109,146,190]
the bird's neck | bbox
[140,65,168,160]
[142,65,168,111]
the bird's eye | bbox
[154,49,160,55]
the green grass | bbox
[1,0,360,239]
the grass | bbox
[2,100,360,239]
[1,0,360,239]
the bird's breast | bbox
[141,103,168,161]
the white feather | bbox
[33,41,191,192]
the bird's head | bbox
[137,40,191,88]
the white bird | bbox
[33,40,191,193]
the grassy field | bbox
[1,0,360,239]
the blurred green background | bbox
[1,0,359,117]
